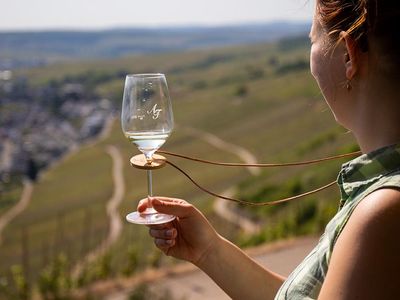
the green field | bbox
[0,37,358,297]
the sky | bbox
[0,0,314,31]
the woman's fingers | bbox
[149,227,177,239]
[151,197,194,218]
[154,238,175,248]
[151,230,176,255]
[137,196,187,213]
[137,197,153,212]
[137,196,201,258]
[151,196,187,203]
[149,227,177,254]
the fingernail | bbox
[166,239,174,245]
[166,229,174,237]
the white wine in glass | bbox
[121,73,176,225]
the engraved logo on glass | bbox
[147,104,162,119]
[132,104,162,120]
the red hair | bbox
[317,0,400,73]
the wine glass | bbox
[121,73,176,225]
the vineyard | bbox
[0,37,357,299]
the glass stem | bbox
[147,169,153,208]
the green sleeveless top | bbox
[275,144,400,299]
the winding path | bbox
[0,116,115,249]
[0,179,33,246]
[104,145,125,248]
[183,127,260,176]
[72,144,125,278]
[183,127,262,234]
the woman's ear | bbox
[340,31,358,80]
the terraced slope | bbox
[0,38,357,292]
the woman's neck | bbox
[351,81,400,154]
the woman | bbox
[138,0,400,298]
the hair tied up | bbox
[318,0,400,75]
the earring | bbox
[346,79,352,91]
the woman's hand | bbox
[138,197,220,265]
[139,196,284,299]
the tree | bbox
[26,158,38,182]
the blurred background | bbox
[0,0,358,299]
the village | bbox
[0,70,114,188]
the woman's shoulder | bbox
[319,187,400,299]
[340,187,400,260]
[343,187,400,254]
[348,187,400,244]
[355,187,400,220]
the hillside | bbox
[0,22,309,69]
[0,37,358,298]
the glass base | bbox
[126,211,176,225]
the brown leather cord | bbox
[157,150,362,206]
[157,150,361,168]
[165,159,338,206]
